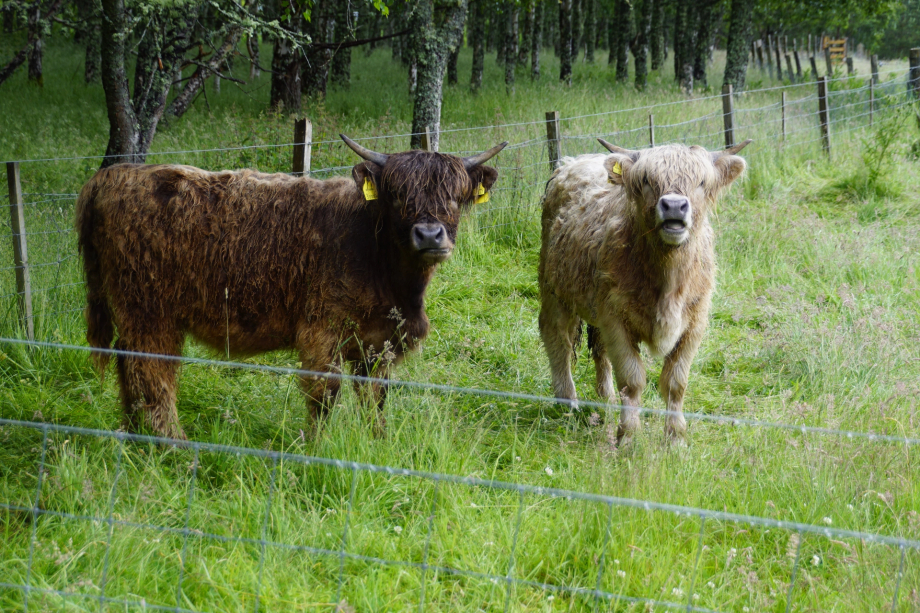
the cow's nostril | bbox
[679,202,688,214]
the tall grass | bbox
[0,41,919,611]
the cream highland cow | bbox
[538,138,751,447]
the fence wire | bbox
[2,68,919,612]
[0,416,917,613]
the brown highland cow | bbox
[76,135,507,439]
[538,138,751,447]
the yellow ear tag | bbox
[612,161,622,175]
[474,182,490,204]
[362,177,378,201]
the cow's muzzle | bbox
[411,223,452,262]
[656,194,692,245]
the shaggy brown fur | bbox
[76,143,502,439]
[538,140,750,447]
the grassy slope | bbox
[0,40,918,612]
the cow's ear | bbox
[466,165,498,205]
[352,161,382,202]
[713,154,746,188]
[603,154,633,186]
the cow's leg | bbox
[114,332,185,440]
[659,323,705,444]
[588,325,615,402]
[296,329,343,432]
[352,359,389,436]
[597,322,645,448]
[539,294,580,408]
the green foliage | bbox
[1,41,919,612]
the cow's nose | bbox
[411,223,446,250]
[657,195,690,220]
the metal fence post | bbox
[545,111,561,171]
[292,118,312,176]
[781,91,786,142]
[817,76,830,156]
[648,114,655,148]
[721,83,734,149]
[870,54,879,85]
[6,162,34,341]
[909,49,920,99]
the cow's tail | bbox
[75,175,114,373]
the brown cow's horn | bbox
[597,138,641,160]
[340,134,389,166]
[713,139,753,160]
[462,141,509,169]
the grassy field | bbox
[0,39,919,612]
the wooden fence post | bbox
[292,118,312,176]
[810,55,819,80]
[419,127,432,152]
[721,83,734,149]
[545,111,561,171]
[6,162,34,341]
[774,39,783,80]
[846,57,854,76]
[824,46,833,77]
[756,40,765,72]
[781,91,786,142]
[870,54,879,85]
[817,76,830,156]
[910,49,920,99]
[785,54,795,83]
[648,114,655,148]
[793,41,803,80]
[869,79,874,127]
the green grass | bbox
[1,40,919,611]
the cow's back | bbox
[77,163,370,353]
[539,154,630,315]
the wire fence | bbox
[1,68,919,611]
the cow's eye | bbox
[642,176,649,186]
[699,180,705,189]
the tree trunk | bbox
[504,2,518,93]
[584,0,595,62]
[571,0,583,62]
[674,1,694,92]
[693,0,715,89]
[613,0,631,82]
[271,34,302,110]
[650,0,663,71]
[520,0,533,65]
[632,0,652,90]
[531,0,542,79]
[722,0,752,90]
[247,34,261,78]
[447,45,459,85]
[302,8,332,99]
[559,0,572,84]
[167,28,242,119]
[330,1,354,88]
[27,4,42,86]
[470,0,485,91]
[409,0,468,151]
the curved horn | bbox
[340,134,389,166]
[597,138,640,160]
[713,139,753,160]
[462,141,509,169]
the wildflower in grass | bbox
[822,517,832,525]
[613,559,620,565]
[393,525,403,535]
[616,570,626,579]
[692,594,700,601]
[811,554,821,566]
[545,466,554,476]
[706,581,716,589]
[847,504,854,511]
[671,588,684,598]
[743,607,750,612]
